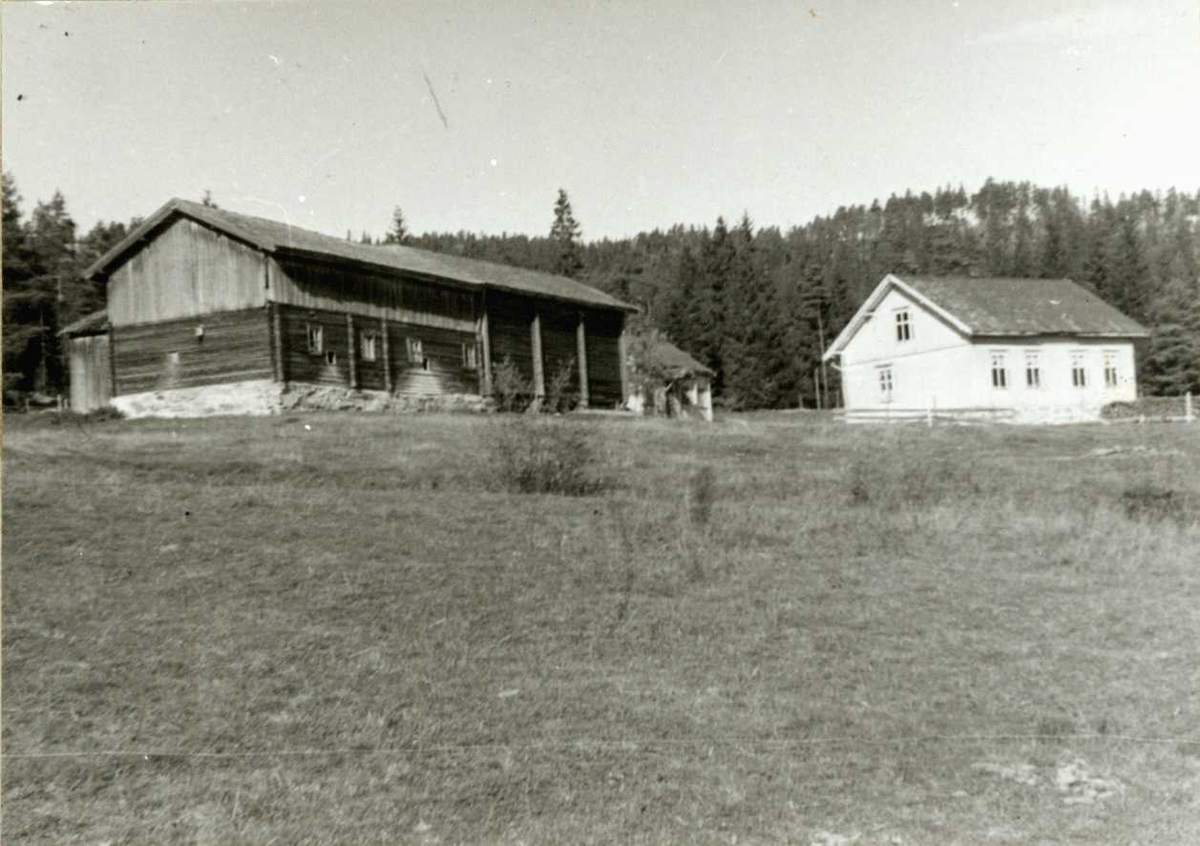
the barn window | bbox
[990,352,1008,389]
[1025,351,1041,388]
[895,309,911,342]
[462,342,478,370]
[1103,351,1119,387]
[877,365,894,401]
[1071,351,1087,388]
[361,331,378,362]
[407,337,428,371]
[306,323,323,355]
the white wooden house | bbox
[823,274,1149,423]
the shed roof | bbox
[83,199,636,312]
[631,334,713,379]
[648,339,714,378]
[824,273,1148,360]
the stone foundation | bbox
[111,380,490,419]
[112,380,284,418]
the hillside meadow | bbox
[2,410,1199,844]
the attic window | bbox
[306,323,324,355]
[895,309,911,342]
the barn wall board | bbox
[270,258,477,333]
[111,308,272,395]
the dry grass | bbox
[3,411,1200,844]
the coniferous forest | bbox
[4,173,1198,407]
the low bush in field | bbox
[1120,484,1193,525]
[488,416,607,495]
[490,355,580,414]
[1102,397,1190,420]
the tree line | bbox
[403,181,1200,406]
[4,174,1198,405]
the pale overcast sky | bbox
[2,1,1198,240]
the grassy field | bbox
[3,409,1199,844]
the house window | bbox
[990,352,1008,389]
[878,365,894,401]
[1025,351,1041,388]
[1103,351,1119,387]
[306,323,323,355]
[462,342,478,370]
[1071,351,1087,388]
[361,331,378,362]
[407,337,428,370]
[895,309,911,342]
[324,350,337,367]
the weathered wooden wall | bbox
[486,291,537,384]
[271,258,476,332]
[278,305,351,387]
[107,218,267,326]
[67,334,112,412]
[582,309,625,407]
[111,308,272,395]
[276,304,479,396]
[482,292,624,404]
[541,308,582,395]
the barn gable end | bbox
[107,217,268,326]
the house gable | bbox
[828,274,971,365]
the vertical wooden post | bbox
[380,317,392,393]
[617,318,629,407]
[108,326,119,398]
[271,303,286,383]
[1186,391,1194,423]
[531,309,545,399]
[480,292,493,397]
[346,313,357,389]
[576,313,589,409]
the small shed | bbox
[59,310,112,412]
[626,333,713,421]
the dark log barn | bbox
[70,199,635,415]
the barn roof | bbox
[58,309,108,337]
[824,273,1148,360]
[83,199,636,313]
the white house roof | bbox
[824,274,1149,360]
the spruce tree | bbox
[550,189,583,278]
[383,207,411,245]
